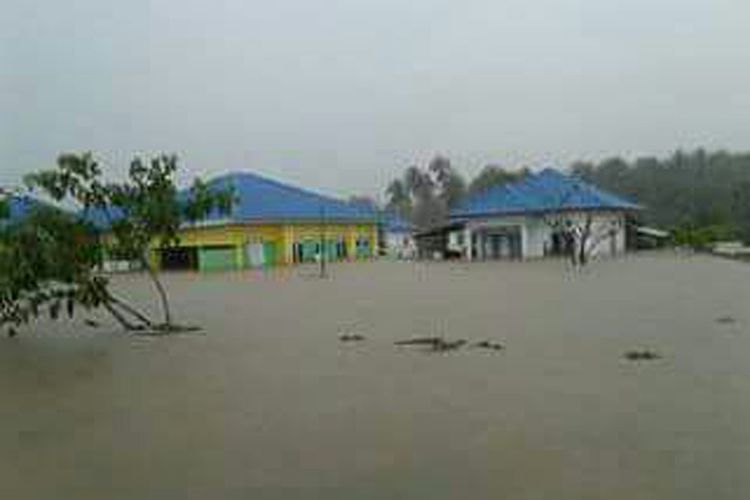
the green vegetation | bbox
[572,149,750,245]
[385,149,750,247]
[0,152,234,337]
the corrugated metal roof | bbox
[84,171,377,228]
[205,172,377,223]
[451,168,640,219]
[1,194,50,225]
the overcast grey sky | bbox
[2,0,749,198]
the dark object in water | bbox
[431,339,467,352]
[339,333,365,342]
[394,337,443,346]
[623,349,662,361]
[475,340,504,351]
[133,324,203,336]
[395,336,467,352]
[84,319,101,328]
[716,316,736,325]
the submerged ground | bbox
[2,253,750,499]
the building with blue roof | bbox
[443,168,640,260]
[0,192,62,226]
[152,171,378,271]
[382,211,416,259]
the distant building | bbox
[0,192,58,226]
[383,213,416,259]
[426,168,640,260]
[91,171,379,271]
[634,226,671,249]
[711,241,750,258]
[1,193,40,224]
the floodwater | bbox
[2,253,750,499]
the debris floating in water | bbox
[395,337,467,352]
[339,333,365,342]
[623,349,662,361]
[394,337,443,346]
[431,339,467,352]
[474,340,504,351]
[715,316,736,325]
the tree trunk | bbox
[578,216,593,266]
[106,292,153,327]
[102,299,141,331]
[140,252,171,326]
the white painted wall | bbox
[456,210,628,260]
[565,211,626,258]
[386,231,416,259]
[523,217,550,258]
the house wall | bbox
[551,211,626,258]
[385,230,416,259]
[457,211,627,260]
[147,222,377,270]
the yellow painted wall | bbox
[150,221,377,268]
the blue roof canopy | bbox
[1,194,58,225]
[451,168,640,219]
[205,172,377,223]
[84,171,378,229]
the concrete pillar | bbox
[464,225,473,261]
[284,225,294,265]
[370,225,379,259]
[346,229,358,261]
[235,244,244,270]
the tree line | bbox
[1,153,234,337]
[384,156,529,230]
[571,149,750,245]
[384,149,750,245]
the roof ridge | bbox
[451,167,640,218]
[214,170,354,207]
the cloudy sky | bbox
[2,0,749,198]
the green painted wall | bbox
[263,242,276,266]
[356,238,371,258]
[198,246,238,272]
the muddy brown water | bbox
[2,254,750,499]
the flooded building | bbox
[156,172,378,271]
[93,172,378,272]
[442,168,640,260]
[382,212,416,259]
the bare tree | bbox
[544,212,620,267]
[543,178,623,267]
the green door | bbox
[263,242,276,266]
[326,240,337,261]
[301,240,318,262]
[198,246,237,272]
[356,238,371,258]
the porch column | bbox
[284,225,294,264]
[464,225,473,261]
[234,244,245,270]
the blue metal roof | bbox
[451,168,640,219]
[83,171,377,228]
[1,194,51,225]
[81,172,377,228]
[204,171,377,223]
